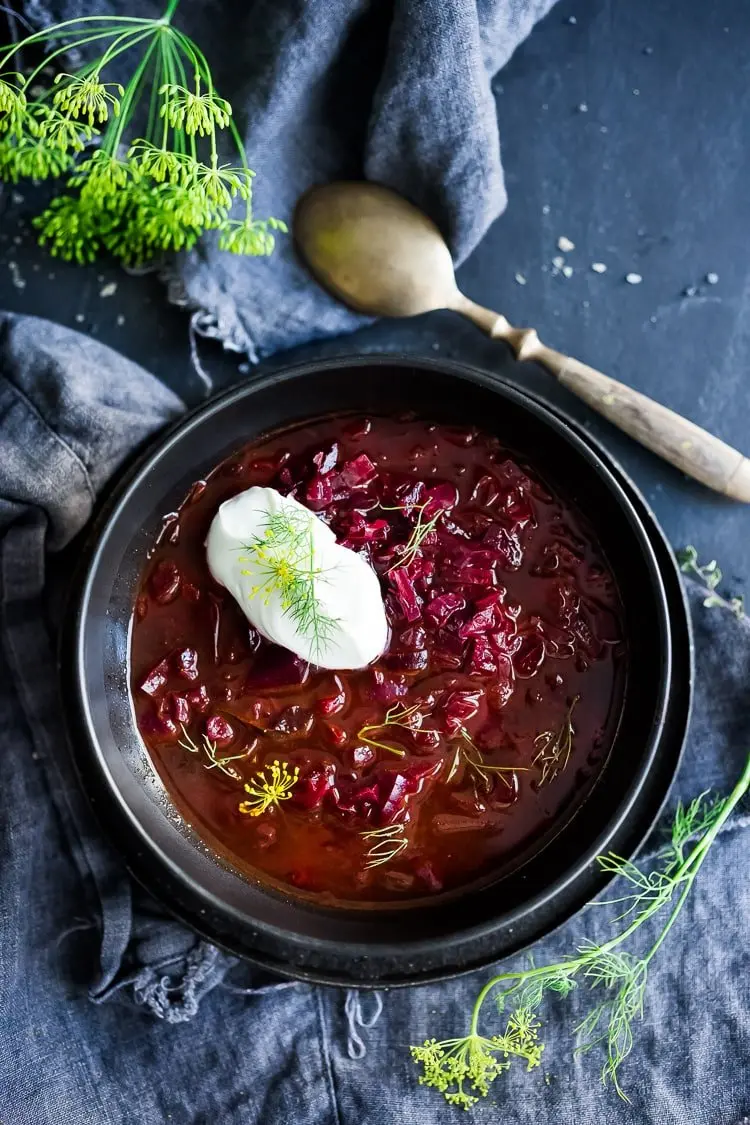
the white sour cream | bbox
[206,486,389,670]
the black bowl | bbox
[64,356,691,987]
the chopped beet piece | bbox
[255,821,277,848]
[452,561,497,588]
[267,706,314,739]
[514,633,546,679]
[351,745,376,768]
[501,489,535,529]
[186,684,211,712]
[471,474,501,507]
[441,689,482,735]
[312,442,339,473]
[317,676,347,716]
[139,707,178,741]
[494,458,534,491]
[325,723,349,748]
[483,524,523,569]
[442,426,477,447]
[475,722,509,753]
[425,591,466,627]
[342,417,372,439]
[458,603,498,639]
[149,559,181,605]
[139,658,170,698]
[432,631,467,672]
[340,454,377,488]
[305,473,334,510]
[385,648,429,673]
[370,670,409,704]
[291,763,339,810]
[342,513,390,545]
[182,581,201,603]
[540,622,575,659]
[414,861,444,891]
[205,715,234,746]
[243,647,310,692]
[390,568,422,622]
[412,727,442,752]
[174,647,199,681]
[467,636,498,677]
[422,482,459,517]
[399,625,427,650]
[158,692,190,726]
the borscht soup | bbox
[130,415,626,905]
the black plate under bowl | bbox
[64,356,691,987]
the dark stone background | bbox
[1,0,748,591]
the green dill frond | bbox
[357,703,425,759]
[128,140,192,185]
[159,79,231,135]
[53,72,124,125]
[360,822,408,868]
[37,107,95,154]
[533,695,579,786]
[191,161,253,206]
[218,216,286,256]
[410,1023,543,1110]
[33,195,107,263]
[385,500,443,574]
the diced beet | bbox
[342,513,390,545]
[149,559,181,604]
[451,560,497,588]
[432,631,467,672]
[174,647,199,681]
[467,636,498,677]
[390,568,422,622]
[425,592,466,627]
[494,459,535,491]
[340,454,377,488]
[399,625,427,650]
[514,633,546,679]
[540,622,575,659]
[352,745,376,768]
[267,706,314,739]
[291,763,339,810]
[475,722,509,753]
[570,613,603,660]
[305,473,334,510]
[501,489,535,529]
[441,689,482,734]
[458,603,498,639]
[205,715,234,746]
[370,670,409,704]
[139,707,178,741]
[182,581,201,603]
[483,524,523,570]
[384,648,429,673]
[441,426,477,447]
[422,482,459,518]
[186,684,211,712]
[318,676,347,716]
[412,727,442,752]
[325,723,348,748]
[255,821,277,848]
[312,442,339,474]
[335,760,442,825]
[243,647,310,692]
[488,655,515,710]
[139,658,170,698]
[158,692,191,726]
[471,474,501,508]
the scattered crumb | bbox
[643,45,654,55]
[600,125,608,133]
[238,363,251,375]
[11,190,24,205]
[637,227,647,237]
[683,286,697,297]
[633,88,640,96]
[649,315,657,323]
[47,272,55,280]
[591,262,607,274]
[541,264,549,272]
[514,272,527,286]
[557,236,575,252]
[541,102,549,111]
[562,265,573,278]
[431,341,440,352]
[99,281,118,298]
[552,255,565,270]
[12,235,21,245]
[582,299,590,308]
[8,261,25,290]
[625,273,643,285]
[542,204,551,215]
[116,314,126,327]
[577,102,588,113]
[32,263,40,272]
[706,272,719,285]
[567,15,577,23]
[75,313,85,323]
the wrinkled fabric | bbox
[23,0,556,359]
[0,312,748,1124]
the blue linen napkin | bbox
[0,312,748,1124]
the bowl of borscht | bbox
[66,355,690,986]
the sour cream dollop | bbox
[206,486,389,670]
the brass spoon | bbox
[295,181,750,502]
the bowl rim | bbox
[64,352,691,986]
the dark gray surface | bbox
[1,0,748,589]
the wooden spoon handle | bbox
[454,295,750,502]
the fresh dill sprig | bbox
[533,695,580,787]
[677,545,745,619]
[240,507,340,662]
[0,0,285,266]
[411,753,750,1108]
[385,501,443,573]
[446,727,524,791]
[239,759,300,817]
[178,723,249,781]
[360,822,408,868]
[357,702,424,759]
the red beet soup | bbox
[130,414,626,905]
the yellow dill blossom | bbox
[53,73,124,125]
[239,760,300,817]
